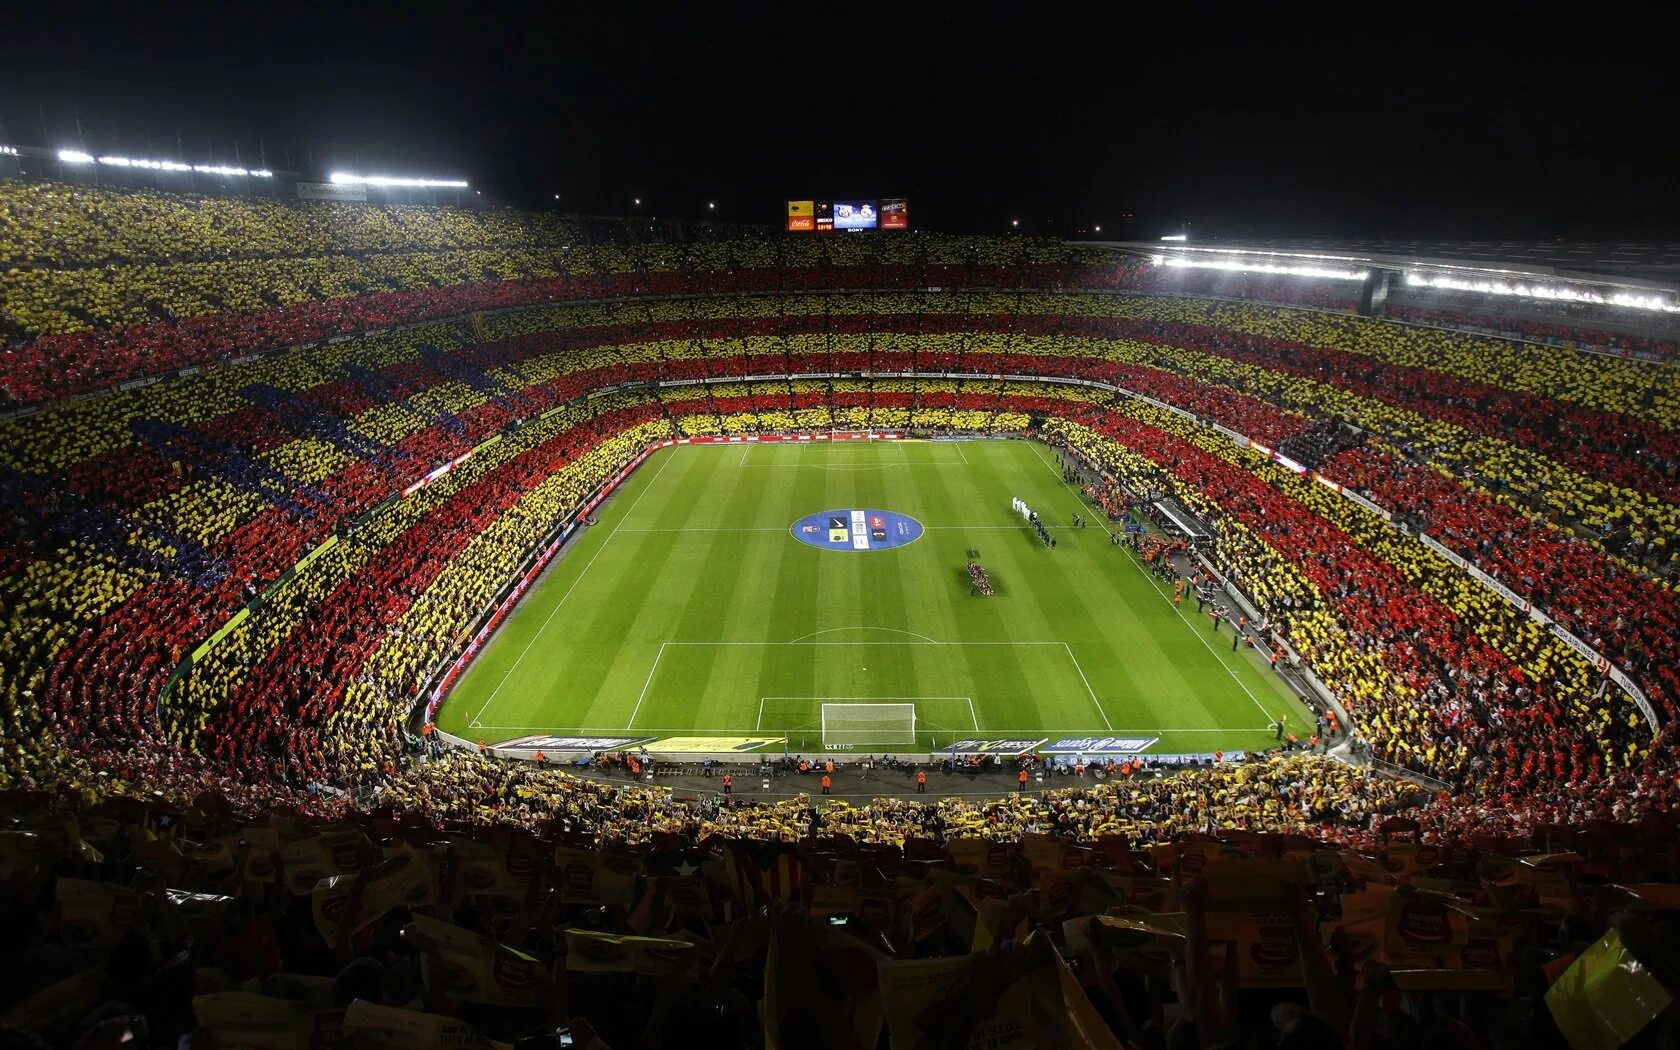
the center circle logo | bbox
[792,509,925,552]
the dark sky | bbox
[3,2,1672,239]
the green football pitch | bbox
[437,438,1311,755]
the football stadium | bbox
[2,12,1678,1050]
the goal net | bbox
[820,703,918,747]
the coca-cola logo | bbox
[986,845,1010,870]
[330,844,363,871]
[1395,899,1453,945]
[563,863,594,891]
[1251,925,1297,966]
[1460,937,1503,970]
[493,955,536,989]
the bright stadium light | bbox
[96,154,272,177]
[1160,233,1188,242]
[56,149,269,176]
[708,201,716,209]
[1163,257,1369,281]
[1011,219,1019,227]
[329,172,469,188]
[1405,272,1680,314]
[0,145,18,157]
[1094,225,1102,232]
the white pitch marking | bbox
[468,450,679,726]
[625,642,668,729]
[787,626,942,644]
[1135,559,1281,726]
[1027,439,1115,538]
[1061,643,1115,732]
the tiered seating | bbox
[1387,302,1680,359]
[4,206,1680,1045]
[2,190,1675,858]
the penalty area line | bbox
[625,642,668,730]
[1061,643,1114,732]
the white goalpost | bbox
[820,703,918,747]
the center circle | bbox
[791,509,925,552]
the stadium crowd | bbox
[4,178,1680,1047]
[3,743,1677,1049]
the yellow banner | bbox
[340,1000,487,1050]
[563,929,698,978]
[879,933,1121,1049]
[554,846,643,905]
[192,992,337,1050]
[1546,928,1673,1050]
[407,915,547,1006]
[311,853,440,947]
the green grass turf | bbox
[437,438,1312,755]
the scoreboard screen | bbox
[788,197,907,232]
[832,200,877,230]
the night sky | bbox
[4,2,1672,239]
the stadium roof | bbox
[1103,239,1680,296]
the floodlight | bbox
[329,172,470,188]
[92,154,271,177]
[1160,233,1188,242]
[1163,258,1367,281]
[57,149,95,164]
[1405,272,1679,314]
